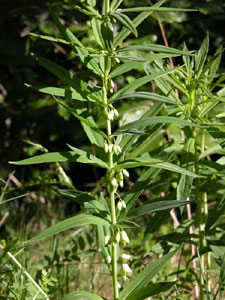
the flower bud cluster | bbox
[121,263,132,281]
[105,104,119,121]
[115,169,129,188]
[117,200,126,211]
[108,79,115,94]
[120,253,132,281]
[104,140,121,154]
[104,230,129,246]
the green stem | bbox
[193,128,204,300]
[201,134,211,292]
[103,54,119,299]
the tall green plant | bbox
[10,1,204,299]
[146,34,225,299]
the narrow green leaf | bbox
[26,214,110,243]
[9,150,107,168]
[118,165,162,220]
[109,67,179,103]
[71,111,108,139]
[50,8,102,76]
[119,249,178,300]
[114,117,202,135]
[30,33,69,44]
[111,53,179,78]
[49,8,83,47]
[117,92,179,105]
[195,34,209,78]
[119,102,164,154]
[101,21,114,52]
[124,281,175,300]
[110,12,138,37]
[31,53,84,92]
[91,18,105,49]
[114,0,166,47]
[110,0,123,11]
[203,45,223,81]
[117,44,194,56]
[111,55,146,62]
[67,144,108,168]
[115,157,199,177]
[25,84,90,102]
[118,7,196,13]
[126,200,193,220]
[56,189,95,205]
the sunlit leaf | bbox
[26,214,110,243]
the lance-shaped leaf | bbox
[63,291,104,300]
[31,53,85,92]
[117,92,179,105]
[117,44,194,56]
[118,7,196,13]
[25,84,90,102]
[30,33,69,44]
[125,200,193,220]
[111,53,179,78]
[9,150,108,169]
[114,157,199,177]
[109,67,179,103]
[71,111,108,139]
[124,281,175,300]
[195,33,209,78]
[114,0,166,47]
[50,8,102,76]
[119,249,178,300]
[114,117,202,135]
[110,12,137,37]
[56,189,96,205]
[26,214,110,244]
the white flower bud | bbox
[116,145,121,153]
[122,263,132,274]
[121,254,131,260]
[115,57,120,64]
[108,109,114,120]
[104,235,111,246]
[106,255,112,264]
[119,180,124,188]
[113,144,118,153]
[114,108,119,117]
[121,231,129,245]
[104,141,109,153]
[116,231,120,243]
[122,200,126,208]
[108,144,113,153]
[111,177,117,187]
[122,169,129,177]
[117,201,123,211]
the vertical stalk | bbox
[102,53,119,299]
[201,133,211,291]
[193,128,204,300]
